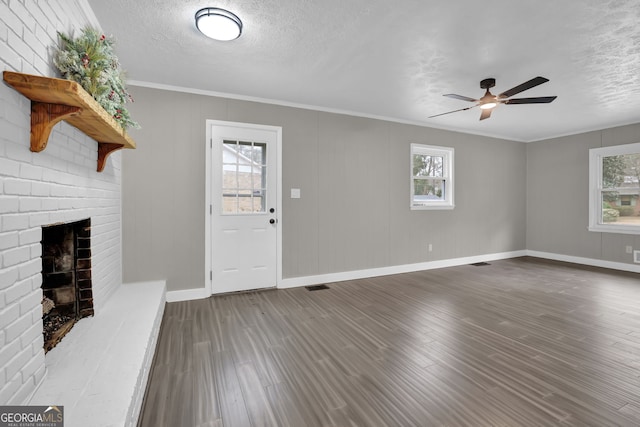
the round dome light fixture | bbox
[479,102,497,110]
[195,7,242,41]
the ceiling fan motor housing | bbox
[480,78,496,89]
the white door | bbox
[209,122,280,294]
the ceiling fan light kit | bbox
[430,76,557,121]
[195,7,243,41]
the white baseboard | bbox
[278,250,527,289]
[525,250,640,274]
[166,286,209,302]
[166,249,639,302]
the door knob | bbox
[269,219,275,224]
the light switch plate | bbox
[290,188,301,199]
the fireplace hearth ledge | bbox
[28,280,166,427]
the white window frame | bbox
[588,142,640,235]
[410,143,454,210]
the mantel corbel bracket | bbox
[97,143,125,172]
[4,72,136,173]
[30,101,82,152]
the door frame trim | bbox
[205,120,283,295]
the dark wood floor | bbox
[138,257,640,427]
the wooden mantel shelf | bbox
[2,71,136,172]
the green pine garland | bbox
[53,27,139,130]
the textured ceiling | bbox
[86,0,640,142]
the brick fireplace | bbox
[1,3,165,425]
[41,219,94,353]
[0,0,123,406]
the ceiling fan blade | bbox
[498,76,549,98]
[443,94,478,102]
[479,109,492,121]
[505,96,557,104]
[428,106,475,118]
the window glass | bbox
[589,144,640,234]
[411,144,454,210]
[222,140,267,214]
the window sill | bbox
[588,225,640,235]
[411,204,455,211]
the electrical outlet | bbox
[635,250,640,264]
[428,243,433,252]
[626,245,633,254]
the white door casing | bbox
[205,121,282,294]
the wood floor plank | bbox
[138,257,640,426]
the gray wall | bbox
[526,123,640,263]
[124,86,527,292]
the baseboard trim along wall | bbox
[278,250,527,289]
[526,250,640,274]
[166,287,210,303]
[165,249,640,303]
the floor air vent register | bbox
[305,284,330,291]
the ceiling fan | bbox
[429,76,557,121]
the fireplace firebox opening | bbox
[41,218,93,353]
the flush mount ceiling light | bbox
[195,7,242,41]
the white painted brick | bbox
[0,157,21,176]
[0,2,23,37]
[12,376,37,405]
[5,346,32,386]
[0,369,5,400]
[20,319,43,351]
[3,178,31,195]
[30,243,41,259]
[2,245,30,268]
[2,0,124,406]
[5,313,34,350]
[30,274,42,292]
[35,2,57,30]
[19,163,43,180]
[18,228,41,246]
[41,198,59,211]
[0,231,19,250]
[22,24,47,62]
[0,374,21,405]
[5,277,32,305]
[19,196,43,212]
[34,24,54,52]
[34,363,46,385]
[0,303,20,330]
[27,298,39,324]
[28,6,49,34]
[0,18,7,43]
[1,213,29,232]
[20,348,44,383]
[9,0,36,31]
[18,258,41,281]
[8,31,34,64]
[0,196,19,215]
[31,54,49,77]
[30,182,49,197]
[19,288,41,317]
[0,334,21,368]
[0,265,18,290]
[28,212,50,228]
[4,139,33,162]
[48,183,70,198]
